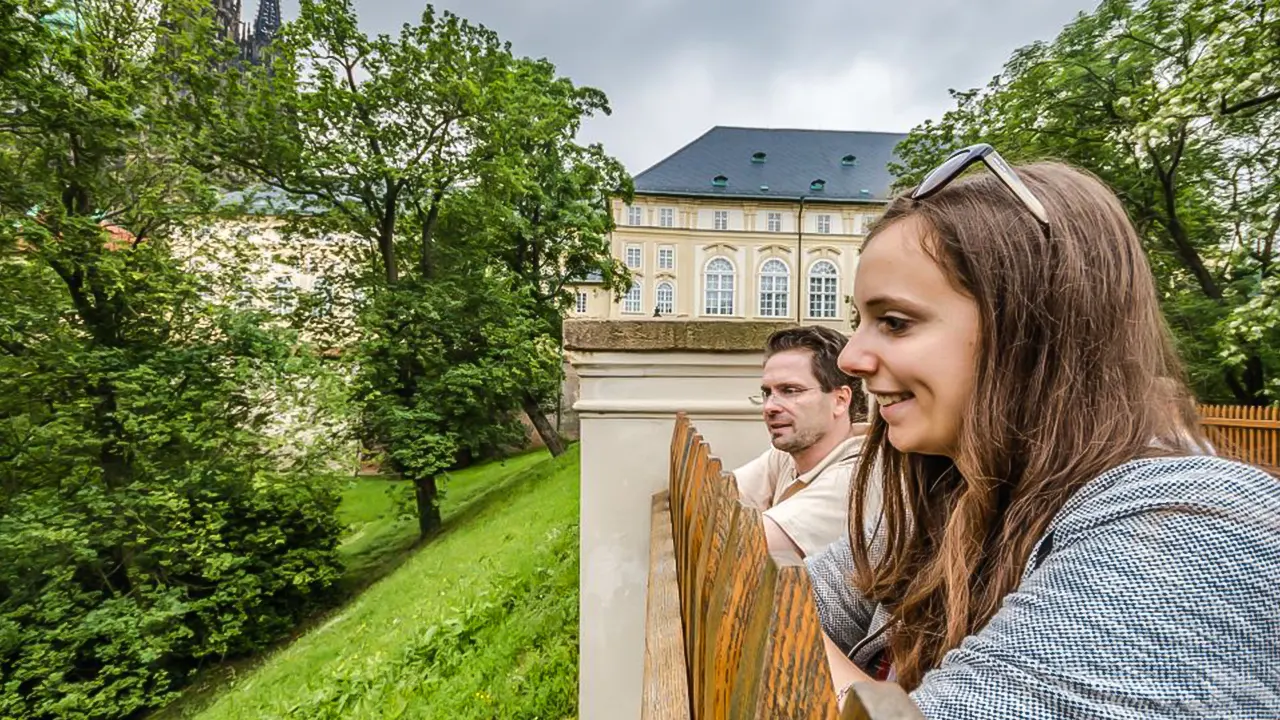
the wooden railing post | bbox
[642,491,692,720]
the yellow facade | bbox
[569,195,885,328]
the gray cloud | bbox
[269,0,1098,172]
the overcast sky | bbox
[268,0,1099,173]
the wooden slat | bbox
[1198,404,1280,476]
[680,446,715,626]
[689,471,737,713]
[678,441,710,578]
[643,491,692,720]
[1200,417,1280,430]
[670,414,694,567]
[753,563,840,719]
[679,441,714,703]
[697,500,770,719]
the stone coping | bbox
[563,319,798,352]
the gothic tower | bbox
[209,0,277,66]
[209,0,244,45]
[246,0,281,64]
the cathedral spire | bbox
[252,0,281,42]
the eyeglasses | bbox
[911,143,1050,231]
[748,387,819,407]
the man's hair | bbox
[764,326,867,421]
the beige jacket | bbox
[731,431,865,557]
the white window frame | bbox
[703,257,735,316]
[807,260,839,319]
[859,214,877,235]
[575,290,588,314]
[623,283,643,314]
[713,210,729,231]
[758,258,790,318]
[816,214,832,234]
[655,281,674,315]
[659,207,674,228]
[272,275,295,314]
[627,205,643,226]
[767,212,782,233]
[657,245,675,270]
[625,244,642,269]
[311,276,334,318]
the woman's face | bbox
[839,218,981,458]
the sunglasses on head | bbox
[911,143,1050,231]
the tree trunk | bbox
[522,390,565,457]
[1242,354,1268,405]
[1154,150,1221,302]
[1149,145,1267,404]
[414,474,442,538]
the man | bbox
[732,326,869,559]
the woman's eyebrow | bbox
[861,294,926,313]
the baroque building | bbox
[570,126,907,329]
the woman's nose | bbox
[838,329,877,378]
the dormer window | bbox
[751,152,767,164]
[859,188,871,197]
[810,179,826,192]
[712,175,728,188]
[841,154,857,166]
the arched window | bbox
[655,282,674,316]
[758,258,790,318]
[807,260,838,318]
[703,257,735,315]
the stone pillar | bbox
[567,319,795,720]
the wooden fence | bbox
[1198,404,1280,476]
[642,414,920,720]
[640,407,1276,719]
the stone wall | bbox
[567,319,795,720]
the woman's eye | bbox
[878,315,911,333]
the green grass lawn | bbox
[154,447,580,720]
[336,449,554,596]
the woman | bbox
[809,147,1280,718]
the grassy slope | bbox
[161,447,580,720]
[336,449,553,595]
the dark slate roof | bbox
[633,126,908,203]
[567,270,604,284]
[219,186,327,215]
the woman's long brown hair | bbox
[848,162,1208,689]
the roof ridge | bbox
[710,125,909,136]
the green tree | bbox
[466,56,633,445]
[0,2,345,716]
[212,0,627,534]
[891,0,1280,403]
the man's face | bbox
[760,349,846,454]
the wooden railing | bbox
[1199,404,1280,476]
[640,405,1276,719]
[642,413,920,720]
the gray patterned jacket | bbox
[806,456,1280,719]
